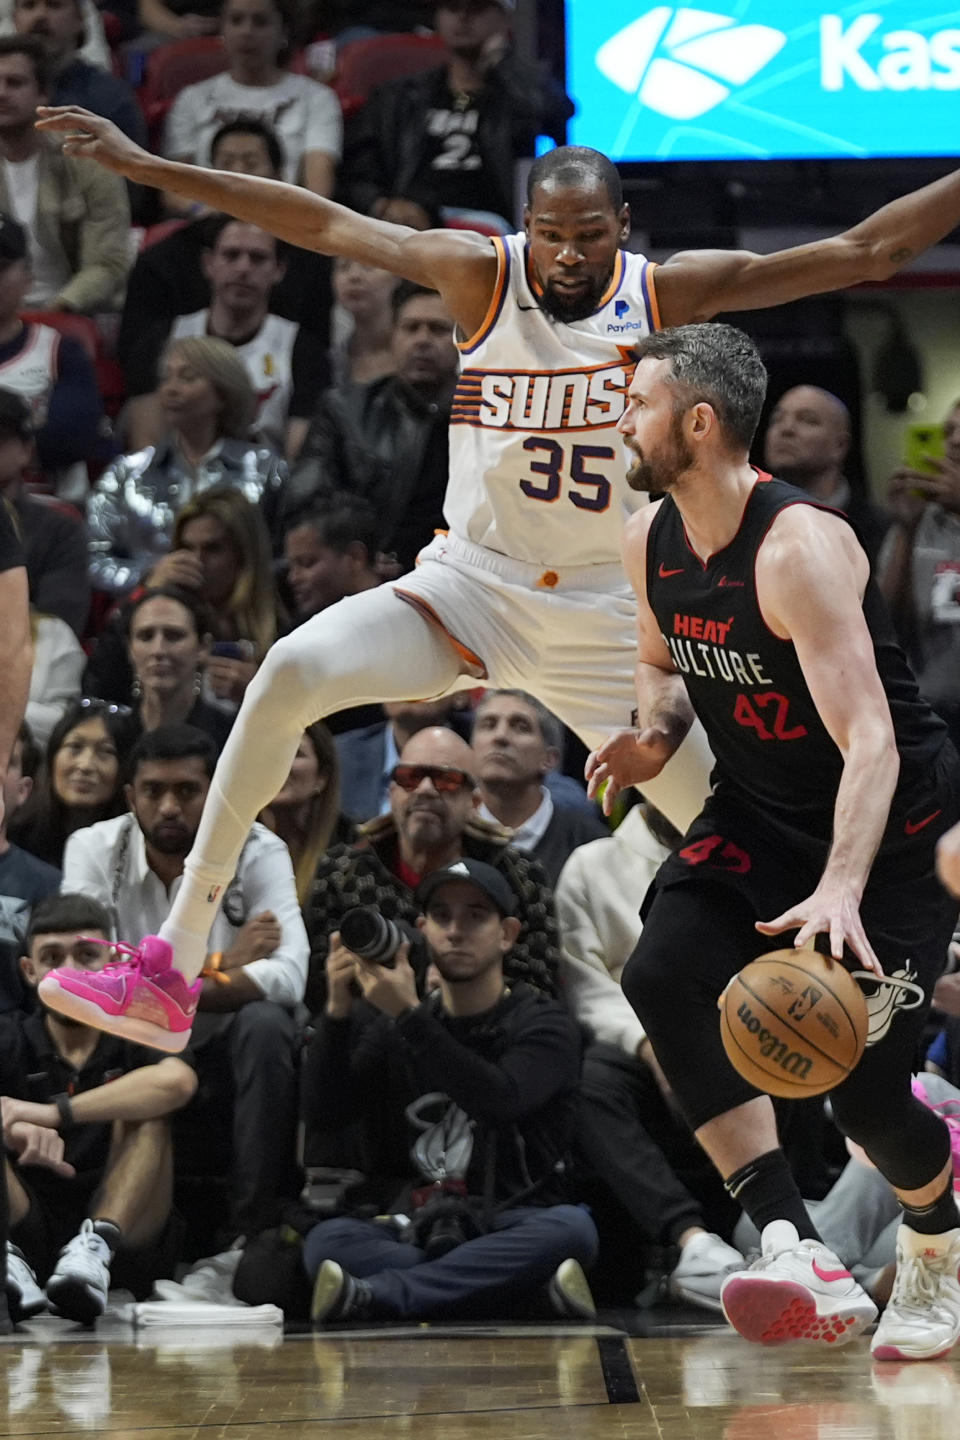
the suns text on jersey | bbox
[452,362,629,433]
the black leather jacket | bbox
[287,374,453,568]
[340,55,573,221]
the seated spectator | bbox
[12,0,146,142]
[336,694,475,820]
[88,336,284,597]
[124,588,233,750]
[303,724,560,1018]
[62,725,308,1237]
[117,119,333,394]
[258,721,354,905]
[290,282,457,571]
[27,607,85,748]
[329,255,397,387]
[301,859,596,1326]
[10,697,130,867]
[85,485,283,710]
[763,385,889,563]
[0,0,110,67]
[472,689,607,886]
[164,0,341,201]
[0,722,60,1011]
[0,216,104,501]
[878,397,960,748]
[0,388,91,635]
[280,493,386,737]
[341,0,572,231]
[553,799,744,1310]
[125,220,326,459]
[0,893,196,1323]
[283,492,380,626]
[0,37,131,311]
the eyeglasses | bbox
[78,698,132,717]
[390,763,476,794]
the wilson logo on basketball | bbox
[734,1001,814,1082]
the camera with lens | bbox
[339,906,415,966]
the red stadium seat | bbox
[140,37,228,148]
[333,32,447,119]
[140,219,188,250]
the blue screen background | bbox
[566,1,960,161]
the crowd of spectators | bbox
[2,0,958,1337]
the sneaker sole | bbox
[872,1332,960,1362]
[38,983,193,1053]
[45,1276,106,1327]
[722,1277,876,1346]
[311,1262,346,1326]
[548,1260,597,1321]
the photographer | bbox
[301,859,597,1324]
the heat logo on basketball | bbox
[454,363,629,433]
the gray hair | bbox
[632,323,768,451]
[475,689,563,754]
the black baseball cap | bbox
[417,858,517,916]
[0,215,27,268]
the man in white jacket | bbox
[62,723,308,1239]
[555,800,744,1310]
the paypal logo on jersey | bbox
[595,8,786,121]
[568,1,960,161]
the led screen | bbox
[566,1,960,161]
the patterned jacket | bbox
[303,812,561,1016]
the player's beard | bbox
[538,273,609,324]
[625,414,694,493]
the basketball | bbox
[719,949,868,1098]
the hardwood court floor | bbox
[2,1316,958,1439]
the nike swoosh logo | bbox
[658,564,684,578]
[904,809,942,835]
[811,1258,852,1284]
[718,577,744,588]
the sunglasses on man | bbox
[390,763,476,794]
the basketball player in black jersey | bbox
[587,323,960,1362]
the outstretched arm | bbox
[656,168,960,325]
[34,107,499,336]
[586,504,695,814]
[753,507,898,972]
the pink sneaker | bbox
[37,937,200,1053]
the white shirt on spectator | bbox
[2,155,71,307]
[553,805,670,1055]
[62,815,308,1007]
[171,308,296,453]
[26,614,84,748]
[164,72,343,183]
[477,786,553,853]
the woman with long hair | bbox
[10,699,132,868]
[88,336,284,599]
[151,486,285,711]
[126,587,233,750]
[259,722,352,904]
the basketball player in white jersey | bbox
[32,103,960,1049]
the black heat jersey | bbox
[646,474,946,840]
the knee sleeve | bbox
[831,1087,951,1191]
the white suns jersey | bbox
[446,232,660,569]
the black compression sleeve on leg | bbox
[900,1180,960,1237]
[725,1148,821,1242]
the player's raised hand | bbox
[35,106,147,176]
[756,883,884,976]
[585,726,674,815]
